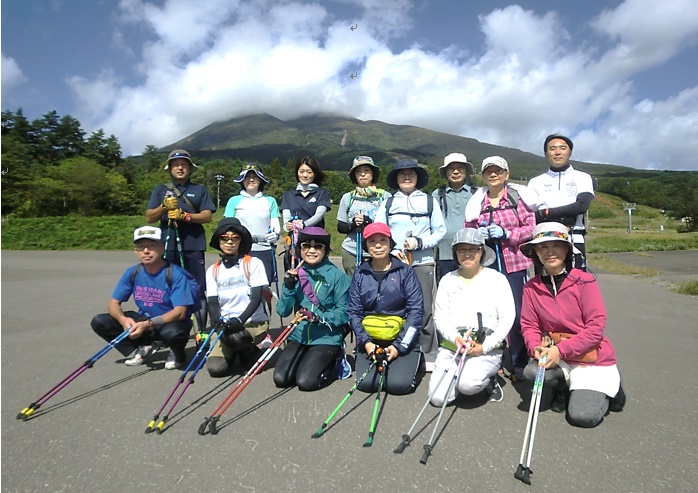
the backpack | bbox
[130,263,202,314]
[211,255,273,311]
[384,194,434,229]
[346,189,386,216]
[436,184,477,218]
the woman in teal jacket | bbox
[274,227,351,391]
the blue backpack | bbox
[130,263,202,315]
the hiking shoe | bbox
[259,334,273,349]
[609,385,626,413]
[488,378,504,402]
[125,345,153,366]
[164,350,186,370]
[551,389,569,413]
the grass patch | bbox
[671,280,698,296]
[586,232,698,253]
[587,254,661,277]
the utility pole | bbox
[623,203,636,233]
[215,174,225,209]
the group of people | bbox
[90,134,625,428]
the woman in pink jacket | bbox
[519,222,625,428]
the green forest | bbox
[1,109,696,232]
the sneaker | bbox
[551,389,569,413]
[609,384,626,413]
[334,351,352,380]
[425,361,436,373]
[164,350,186,370]
[488,378,504,402]
[259,334,273,349]
[125,345,153,366]
[513,367,525,380]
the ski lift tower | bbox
[623,203,636,233]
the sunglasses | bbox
[242,164,260,171]
[300,242,326,251]
[455,246,482,255]
[170,152,190,159]
[220,234,242,243]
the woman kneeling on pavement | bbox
[348,222,424,395]
[205,218,270,377]
[519,222,626,427]
[274,227,352,391]
[429,228,515,405]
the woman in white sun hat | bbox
[519,221,626,428]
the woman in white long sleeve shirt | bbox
[429,228,515,406]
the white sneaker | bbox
[259,334,273,349]
[125,345,153,366]
[425,361,436,373]
[164,350,186,370]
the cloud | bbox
[2,53,27,91]
[69,0,698,170]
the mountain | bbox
[162,113,637,179]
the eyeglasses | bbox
[220,235,242,243]
[242,164,260,171]
[135,243,162,251]
[300,242,326,251]
[483,167,506,175]
[455,246,482,255]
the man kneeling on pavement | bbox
[91,226,198,370]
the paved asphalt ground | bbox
[1,250,696,493]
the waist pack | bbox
[548,331,599,363]
[362,314,405,341]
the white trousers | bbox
[428,347,502,407]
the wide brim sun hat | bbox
[386,159,429,190]
[519,222,573,258]
[349,155,381,185]
[209,217,253,254]
[451,228,496,267]
[164,149,197,170]
[233,163,269,184]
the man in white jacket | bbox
[528,134,594,270]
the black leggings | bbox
[355,348,420,395]
[273,341,340,391]
[90,311,190,359]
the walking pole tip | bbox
[394,435,410,454]
[419,444,432,464]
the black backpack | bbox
[384,194,434,229]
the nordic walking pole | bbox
[153,329,224,434]
[311,361,376,439]
[364,349,388,447]
[420,341,471,464]
[198,313,303,435]
[355,222,363,269]
[268,236,284,327]
[17,327,134,421]
[394,346,463,453]
[145,328,221,433]
[515,354,548,485]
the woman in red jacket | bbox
[519,222,625,427]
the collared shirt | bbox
[432,184,475,260]
[147,181,216,251]
[280,187,332,229]
[463,187,534,274]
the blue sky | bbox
[2,0,698,170]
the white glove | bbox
[265,231,279,244]
[403,237,418,251]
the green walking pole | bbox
[364,348,388,447]
[311,360,376,439]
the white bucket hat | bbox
[439,153,474,179]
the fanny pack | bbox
[362,314,405,341]
[547,331,599,363]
